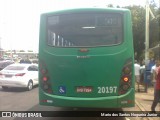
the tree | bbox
[20,50,25,52]
[149,3,160,48]
[107,4,113,7]
[28,50,33,52]
[124,4,160,61]
[125,5,146,60]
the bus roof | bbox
[41,7,130,16]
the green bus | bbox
[39,8,135,108]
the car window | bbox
[1,63,7,68]
[28,66,34,71]
[33,66,38,71]
[0,62,6,68]
[28,66,38,71]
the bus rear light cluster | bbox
[119,59,132,95]
[40,60,53,94]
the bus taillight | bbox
[39,60,53,94]
[122,84,130,91]
[41,69,48,74]
[43,84,49,89]
[42,76,48,81]
[123,76,129,82]
[123,67,131,74]
[119,59,132,95]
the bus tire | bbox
[27,80,33,91]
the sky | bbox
[0,0,159,52]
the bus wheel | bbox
[27,80,33,91]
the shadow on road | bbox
[0,85,38,92]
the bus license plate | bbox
[76,86,92,93]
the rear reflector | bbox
[41,99,53,103]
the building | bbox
[5,51,38,60]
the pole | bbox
[144,0,150,92]
[145,0,150,66]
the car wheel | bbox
[2,86,8,90]
[27,80,33,91]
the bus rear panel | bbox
[39,8,135,108]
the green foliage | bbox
[28,50,33,52]
[124,5,160,61]
[19,50,25,52]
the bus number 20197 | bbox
[98,86,117,94]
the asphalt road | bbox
[0,86,142,120]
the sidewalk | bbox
[135,84,160,120]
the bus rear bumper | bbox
[39,88,135,108]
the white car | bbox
[0,64,38,91]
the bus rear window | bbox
[47,13,123,47]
